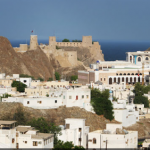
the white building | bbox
[2,87,94,112]
[142,139,150,148]
[0,120,54,149]
[113,99,139,127]
[58,118,89,148]
[88,123,138,149]
[18,78,32,87]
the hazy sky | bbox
[0,0,150,41]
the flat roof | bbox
[0,120,16,125]
[31,133,53,140]
[16,126,35,132]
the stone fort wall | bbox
[13,35,104,67]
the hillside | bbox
[0,36,54,79]
[0,36,86,79]
[0,103,119,132]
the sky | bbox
[0,0,150,42]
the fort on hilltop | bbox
[14,35,104,67]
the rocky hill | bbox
[0,103,119,132]
[0,36,86,79]
[0,36,54,79]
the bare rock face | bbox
[0,103,119,132]
[0,36,86,79]
[0,36,54,79]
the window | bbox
[55,100,57,103]
[24,80,27,83]
[37,101,42,104]
[93,138,96,144]
[101,78,102,81]
[138,57,141,62]
[79,128,82,132]
[25,141,27,144]
[66,124,70,129]
[69,96,72,99]
[33,141,38,146]
[79,138,82,141]
[76,96,78,100]
[63,96,65,99]
[12,138,15,143]
[86,95,89,99]
[27,101,30,104]
[104,78,106,81]
[146,57,149,60]
[82,95,84,99]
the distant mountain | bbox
[145,47,150,51]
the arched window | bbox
[140,73,142,75]
[93,138,96,144]
[123,73,126,75]
[134,77,136,83]
[131,73,134,75]
[130,77,132,83]
[116,73,118,76]
[120,73,122,75]
[146,57,149,60]
[118,77,120,83]
[127,73,130,75]
[109,78,112,85]
[114,77,116,83]
[122,77,124,82]
[138,57,141,62]
[130,56,132,60]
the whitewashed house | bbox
[18,78,32,87]
[0,120,54,149]
[58,118,89,148]
[113,99,139,127]
[88,123,138,149]
[2,87,94,112]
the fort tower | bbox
[30,35,38,50]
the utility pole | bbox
[142,62,144,85]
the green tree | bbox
[54,140,85,149]
[46,94,49,97]
[20,74,35,80]
[134,96,149,108]
[11,81,27,92]
[56,45,61,49]
[27,117,61,146]
[62,39,70,42]
[133,83,144,97]
[55,72,60,80]
[72,40,82,42]
[91,89,114,120]
[37,77,44,81]
[13,107,28,125]
[71,75,78,81]
[48,77,53,81]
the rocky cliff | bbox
[0,36,54,79]
[0,103,119,132]
[0,36,86,79]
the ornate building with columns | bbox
[78,51,150,85]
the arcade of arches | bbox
[109,76,142,85]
